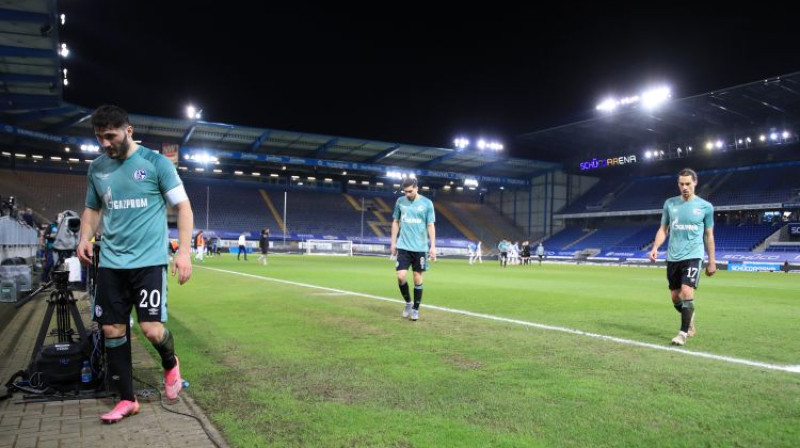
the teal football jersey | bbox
[660,196,714,262]
[85,146,184,269]
[393,194,435,252]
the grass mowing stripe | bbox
[200,265,800,375]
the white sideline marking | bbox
[202,266,800,374]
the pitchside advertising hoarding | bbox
[788,223,800,236]
[594,250,800,267]
[727,261,785,272]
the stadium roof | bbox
[0,0,559,186]
[0,0,61,111]
[2,1,798,184]
[518,72,800,163]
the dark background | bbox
[59,3,800,158]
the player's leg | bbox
[134,266,182,401]
[396,250,412,317]
[409,252,427,321]
[677,260,702,339]
[667,261,684,344]
[94,268,139,422]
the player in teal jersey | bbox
[497,239,511,267]
[76,105,195,423]
[649,168,716,346]
[391,177,436,321]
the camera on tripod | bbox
[52,269,70,291]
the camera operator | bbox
[77,105,194,423]
[41,216,59,281]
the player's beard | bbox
[106,137,131,160]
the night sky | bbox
[58,3,800,158]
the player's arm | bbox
[704,226,716,276]
[390,219,399,256]
[427,222,436,261]
[77,207,101,265]
[649,224,669,262]
[173,199,194,285]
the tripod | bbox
[27,270,88,372]
[3,250,108,402]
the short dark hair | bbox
[400,177,417,189]
[91,105,130,129]
[678,168,698,182]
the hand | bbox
[172,251,193,285]
[390,244,397,256]
[429,247,437,262]
[77,240,94,265]
[649,249,658,263]
[705,262,716,277]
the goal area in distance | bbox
[305,239,353,256]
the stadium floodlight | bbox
[759,134,766,142]
[715,140,724,149]
[213,169,222,173]
[252,172,260,176]
[422,186,429,190]
[464,178,479,187]
[270,173,279,177]
[60,14,65,25]
[596,98,618,112]
[64,147,70,152]
[187,153,218,164]
[782,131,790,139]
[342,170,347,175]
[376,182,383,186]
[234,170,243,175]
[291,175,299,180]
[80,144,99,152]
[68,158,79,162]
[361,180,370,185]
[324,178,332,182]
[770,132,778,141]
[443,185,451,190]
[456,186,463,191]
[194,167,204,172]
[307,176,316,181]
[186,105,202,120]
[477,139,486,150]
[499,186,504,190]
[705,141,714,150]
[641,86,671,110]
[644,150,652,159]
[454,137,470,149]
[348,180,356,184]
[59,43,69,58]
[50,156,61,161]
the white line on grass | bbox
[201,266,800,374]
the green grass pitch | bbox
[159,254,800,447]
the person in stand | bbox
[77,105,193,423]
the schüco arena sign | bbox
[580,155,638,171]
